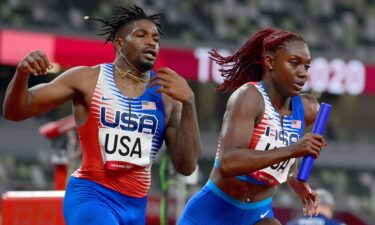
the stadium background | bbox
[0,0,374,224]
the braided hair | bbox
[210,28,305,92]
[85,5,163,44]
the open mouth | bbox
[142,48,156,59]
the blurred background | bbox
[0,0,374,224]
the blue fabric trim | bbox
[214,159,219,168]
[290,95,305,136]
[235,175,267,185]
[206,180,272,210]
[215,160,267,186]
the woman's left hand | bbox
[288,176,318,217]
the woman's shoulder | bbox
[224,83,265,121]
[229,82,263,104]
[299,93,320,126]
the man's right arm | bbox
[3,50,78,121]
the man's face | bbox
[118,19,160,71]
[270,40,311,96]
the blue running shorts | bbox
[63,177,147,225]
[178,180,274,225]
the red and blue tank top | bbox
[73,64,166,198]
[215,81,305,186]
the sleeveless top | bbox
[73,63,166,198]
[215,81,305,186]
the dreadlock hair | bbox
[84,5,163,44]
[210,28,305,93]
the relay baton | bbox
[297,103,331,182]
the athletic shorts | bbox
[63,177,147,225]
[178,180,274,225]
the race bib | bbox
[255,134,286,151]
[99,127,152,170]
[253,134,295,184]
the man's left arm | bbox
[166,98,201,175]
[150,67,201,175]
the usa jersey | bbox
[216,81,305,186]
[73,63,166,198]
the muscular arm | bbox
[219,84,295,177]
[164,97,201,175]
[4,70,73,120]
[150,67,201,176]
[3,65,89,121]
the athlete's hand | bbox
[149,67,194,103]
[288,177,318,217]
[17,50,52,76]
[289,133,324,158]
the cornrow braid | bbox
[84,5,164,44]
[210,28,305,93]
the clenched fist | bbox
[289,133,325,159]
[17,50,52,76]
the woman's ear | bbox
[264,53,274,71]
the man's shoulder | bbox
[57,65,101,84]
[54,65,102,98]
[66,65,101,76]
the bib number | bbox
[99,128,152,170]
[254,135,295,183]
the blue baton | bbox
[297,103,331,182]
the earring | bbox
[268,66,273,70]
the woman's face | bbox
[270,40,311,96]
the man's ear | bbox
[264,53,274,71]
[113,38,124,51]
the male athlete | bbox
[3,5,201,225]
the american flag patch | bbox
[291,120,302,129]
[142,101,156,110]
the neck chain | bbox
[113,51,150,83]
[114,64,150,83]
